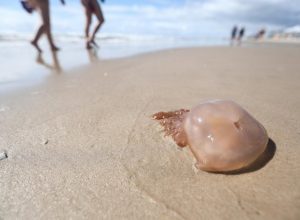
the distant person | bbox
[255,29,266,40]
[21,0,65,53]
[81,0,105,49]
[238,27,245,44]
[231,25,238,45]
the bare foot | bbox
[31,41,42,53]
[51,45,60,51]
[89,39,99,48]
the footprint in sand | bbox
[0,106,10,112]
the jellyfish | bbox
[152,100,269,172]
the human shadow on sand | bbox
[87,48,99,63]
[36,50,62,73]
[215,138,276,175]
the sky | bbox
[0,0,299,38]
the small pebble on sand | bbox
[0,151,8,161]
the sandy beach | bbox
[0,46,300,219]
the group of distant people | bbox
[231,26,246,45]
[20,0,105,53]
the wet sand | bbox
[0,38,225,88]
[0,46,300,219]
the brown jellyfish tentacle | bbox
[152,109,190,147]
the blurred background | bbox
[1,0,299,43]
[0,0,300,41]
[0,0,299,86]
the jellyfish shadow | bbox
[36,50,62,73]
[215,138,276,175]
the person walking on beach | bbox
[231,25,238,45]
[255,28,266,40]
[22,0,65,53]
[81,0,105,49]
[237,27,245,45]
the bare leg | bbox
[89,0,104,45]
[84,9,92,49]
[40,1,60,51]
[31,24,45,53]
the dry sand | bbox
[0,46,300,219]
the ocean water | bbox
[0,33,227,91]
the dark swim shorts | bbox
[20,0,34,14]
